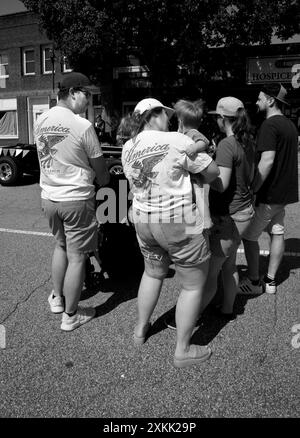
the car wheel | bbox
[0,156,22,185]
[108,160,124,176]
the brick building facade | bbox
[0,11,102,146]
[1,11,299,148]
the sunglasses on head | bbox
[74,87,91,98]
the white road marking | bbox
[0,228,52,237]
[0,228,299,256]
[237,248,300,257]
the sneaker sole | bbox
[60,312,96,331]
[237,288,263,296]
[51,308,64,314]
[48,296,64,314]
[265,287,276,294]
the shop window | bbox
[0,99,18,138]
[23,48,35,76]
[0,53,9,88]
[0,54,9,79]
[42,46,54,74]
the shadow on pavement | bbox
[238,239,300,288]
[81,260,144,317]
[81,237,300,337]
[94,279,140,318]
[81,241,176,318]
[83,267,176,319]
[276,256,300,286]
[148,299,246,346]
[284,237,300,254]
[191,310,236,345]
[148,267,266,345]
[148,273,248,346]
[149,305,176,338]
[8,173,40,186]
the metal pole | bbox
[50,49,55,92]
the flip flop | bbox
[164,314,203,331]
[174,345,212,368]
[133,323,151,346]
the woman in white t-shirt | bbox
[121,98,219,368]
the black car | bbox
[0,144,39,186]
[101,143,123,176]
[0,143,123,186]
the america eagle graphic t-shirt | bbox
[122,130,212,218]
[35,106,103,201]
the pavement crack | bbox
[0,275,51,324]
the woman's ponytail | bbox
[232,108,255,148]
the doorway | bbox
[27,96,49,143]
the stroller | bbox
[85,174,143,287]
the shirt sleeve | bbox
[81,125,103,158]
[215,138,234,169]
[185,130,209,156]
[189,130,209,144]
[257,119,277,152]
[183,151,213,174]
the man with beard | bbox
[238,83,299,295]
[36,72,110,331]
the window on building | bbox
[0,53,9,88]
[42,46,54,74]
[62,56,72,73]
[0,99,18,138]
[0,54,9,78]
[23,48,35,75]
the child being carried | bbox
[174,99,215,230]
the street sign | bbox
[247,55,300,84]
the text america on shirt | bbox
[124,139,170,190]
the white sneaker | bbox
[237,277,263,295]
[48,292,64,314]
[264,281,277,294]
[60,307,96,331]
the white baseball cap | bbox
[208,96,244,117]
[134,98,175,119]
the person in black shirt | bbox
[239,83,299,295]
[94,111,106,139]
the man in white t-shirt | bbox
[35,72,110,331]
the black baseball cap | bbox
[261,83,290,106]
[58,72,92,90]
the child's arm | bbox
[186,131,210,156]
[188,139,209,154]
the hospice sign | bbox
[247,55,300,88]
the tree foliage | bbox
[21,0,300,86]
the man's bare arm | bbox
[199,160,220,184]
[210,166,232,192]
[252,150,275,193]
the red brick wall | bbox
[0,12,68,145]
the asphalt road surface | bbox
[0,173,299,419]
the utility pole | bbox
[49,49,56,92]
